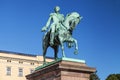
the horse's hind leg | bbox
[53,46,59,61]
[60,41,66,57]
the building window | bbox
[30,69,34,74]
[18,68,23,77]
[30,63,34,65]
[6,67,11,76]
[7,60,11,62]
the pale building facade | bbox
[0,50,52,80]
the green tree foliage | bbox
[90,73,100,80]
[116,74,120,79]
[106,74,120,80]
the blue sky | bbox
[0,0,120,79]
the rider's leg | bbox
[50,32,54,45]
[50,25,55,46]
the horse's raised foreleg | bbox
[73,39,78,54]
[70,38,78,54]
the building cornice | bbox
[0,56,42,64]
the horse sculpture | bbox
[42,12,82,64]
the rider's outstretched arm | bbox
[45,14,52,28]
[45,13,53,29]
[42,14,52,31]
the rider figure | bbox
[42,6,64,46]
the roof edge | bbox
[0,50,37,57]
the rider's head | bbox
[54,6,60,13]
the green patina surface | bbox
[35,58,61,71]
[35,57,85,71]
[62,57,85,63]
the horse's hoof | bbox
[55,58,58,61]
[43,62,47,65]
[74,50,78,55]
[62,55,66,58]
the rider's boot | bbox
[50,32,54,46]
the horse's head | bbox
[64,12,82,30]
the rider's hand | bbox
[41,26,47,32]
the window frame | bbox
[6,66,11,76]
[18,68,23,77]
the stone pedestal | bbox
[26,58,96,80]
